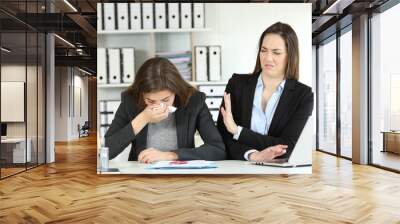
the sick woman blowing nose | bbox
[105,57,226,163]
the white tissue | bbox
[168,106,177,113]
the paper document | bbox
[148,160,217,169]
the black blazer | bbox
[105,90,226,161]
[217,73,314,160]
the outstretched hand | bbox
[220,92,238,135]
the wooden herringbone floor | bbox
[1,135,400,224]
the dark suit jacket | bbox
[105,90,226,161]
[217,73,314,160]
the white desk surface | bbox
[101,160,312,175]
[1,138,26,143]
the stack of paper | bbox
[148,160,217,169]
[155,51,192,81]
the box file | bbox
[155,3,166,29]
[107,113,115,125]
[100,114,108,125]
[142,3,154,30]
[195,46,208,81]
[103,3,115,31]
[100,127,108,138]
[198,85,225,97]
[208,46,221,81]
[107,49,121,84]
[122,48,135,84]
[99,101,106,112]
[106,101,121,114]
[210,110,219,122]
[168,3,179,29]
[97,48,107,84]
[180,2,192,29]
[205,97,223,109]
[130,3,141,30]
[193,3,204,28]
[117,3,129,31]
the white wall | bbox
[193,3,312,86]
[371,3,400,152]
[54,67,89,141]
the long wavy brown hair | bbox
[252,22,299,80]
[128,57,196,110]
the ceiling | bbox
[0,0,395,75]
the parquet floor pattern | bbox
[1,135,399,223]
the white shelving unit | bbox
[98,83,131,88]
[97,7,226,135]
[97,28,210,35]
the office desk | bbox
[1,138,32,163]
[381,131,400,154]
[100,160,312,175]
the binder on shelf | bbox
[193,3,205,28]
[97,48,107,84]
[208,46,221,81]
[195,46,208,81]
[106,101,121,113]
[180,2,192,29]
[168,3,179,29]
[142,3,154,30]
[107,113,115,125]
[210,110,219,122]
[117,3,129,31]
[97,3,103,31]
[155,3,166,29]
[99,127,108,138]
[100,114,108,125]
[107,49,121,84]
[122,48,135,84]
[99,101,106,112]
[205,97,223,109]
[103,3,115,31]
[130,3,141,30]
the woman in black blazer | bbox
[105,57,225,163]
[217,22,314,162]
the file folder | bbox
[155,3,166,29]
[100,127,108,138]
[117,3,129,31]
[99,101,106,112]
[107,113,115,125]
[180,2,192,29]
[168,3,179,29]
[100,114,108,125]
[142,3,154,30]
[195,46,208,81]
[106,101,121,114]
[130,3,141,30]
[97,48,107,84]
[97,3,103,31]
[122,48,135,84]
[103,3,115,31]
[210,110,219,122]
[198,85,225,97]
[193,3,204,28]
[205,97,223,109]
[107,49,121,84]
[208,46,221,81]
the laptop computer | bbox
[251,118,313,168]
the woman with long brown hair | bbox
[217,22,314,162]
[105,57,225,163]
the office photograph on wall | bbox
[96,3,313,175]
